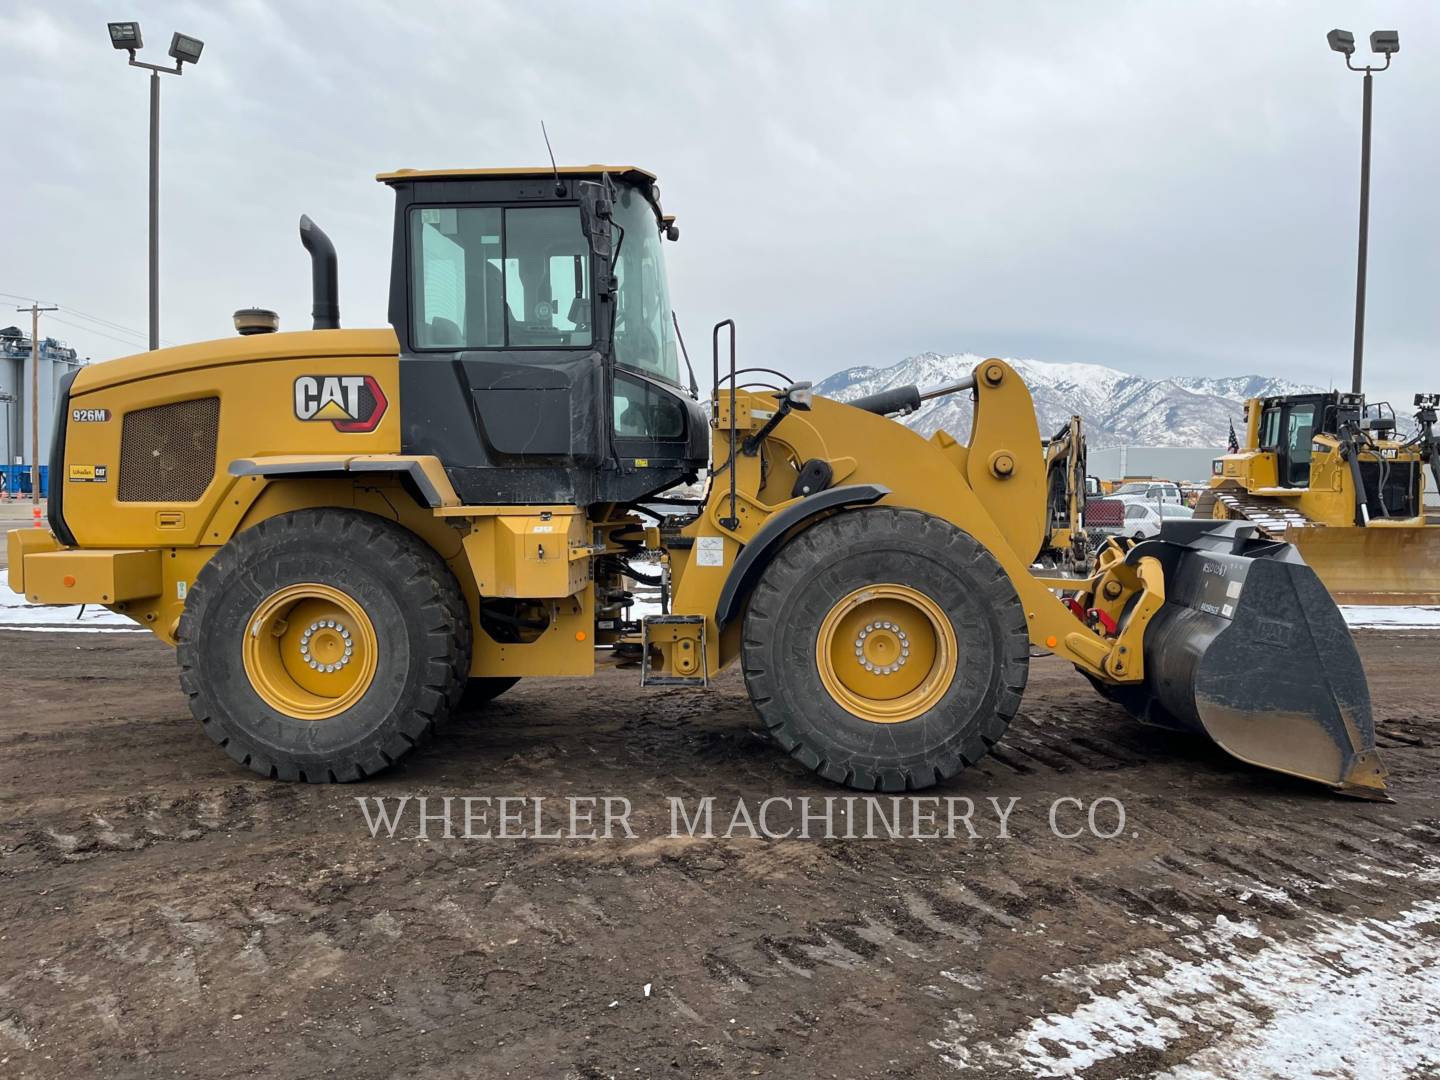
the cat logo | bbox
[293,375,389,433]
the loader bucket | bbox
[1114,521,1388,799]
[1283,525,1440,605]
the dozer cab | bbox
[1197,390,1440,603]
[7,165,1387,798]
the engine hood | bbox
[74,328,400,394]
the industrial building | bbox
[0,326,87,490]
[1087,445,1224,484]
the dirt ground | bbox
[1,626,1438,1079]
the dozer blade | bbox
[1116,521,1388,799]
[1283,525,1440,606]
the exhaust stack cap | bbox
[298,214,340,330]
[234,308,279,336]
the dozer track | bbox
[1198,488,1318,531]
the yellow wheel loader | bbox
[1197,391,1440,603]
[1038,414,1092,574]
[6,165,1387,797]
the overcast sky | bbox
[3,1,1436,408]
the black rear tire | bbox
[178,509,471,782]
[741,507,1029,791]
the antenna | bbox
[541,121,565,197]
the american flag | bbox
[1227,419,1240,454]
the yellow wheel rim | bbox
[242,583,379,721]
[815,584,957,724]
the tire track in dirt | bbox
[3,630,1439,1078]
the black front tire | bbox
[177,509,471,782]
[741,507,1030,792]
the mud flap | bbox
[1117,521,1388,799]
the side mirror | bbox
[783,382,813,411]
[578,181,614,271]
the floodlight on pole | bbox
[1326,29,1355,56]
[1370,31,1400,57]
[106,21,205,351]
[169,32,205,65]
[1326,28,1399,396]
[107,21,142,49]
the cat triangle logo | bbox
[312,399,352,421]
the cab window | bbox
[1259,407,1281,449]
[610,185,680,386]
[410,205,592,350]
[613,372,685,440]
[1284,404,1317,486]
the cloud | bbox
[4,0,1436,409]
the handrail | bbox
[712,319,739,529]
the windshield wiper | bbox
[672,311,700,398]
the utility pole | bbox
[17,303,58,505]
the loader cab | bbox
[380,166,708,506]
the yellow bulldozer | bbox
[1197,391,1440,603]
[6,165,1388,798]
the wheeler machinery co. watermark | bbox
[354,795,1130,842]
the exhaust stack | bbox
[298,214,340,330]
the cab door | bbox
[397,194,609,504]
[1281,403,1318,487]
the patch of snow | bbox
[0,581,141,631]
[1341,605,1440,630]
[934,889,1440,1079]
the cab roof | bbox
[376,165,657,184]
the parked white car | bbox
[1124,501,1194,539]
[1109,481,1183,505]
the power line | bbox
[0,291,55,310]
[45,313,146,344]
[0,291,142,337]
[0,292,175,347]
[46,305,149,340]
[45,314,151,351]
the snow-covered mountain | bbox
[813,352,1321,449]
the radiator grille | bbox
[118,397,220,503]
[1359,459,1419,520]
